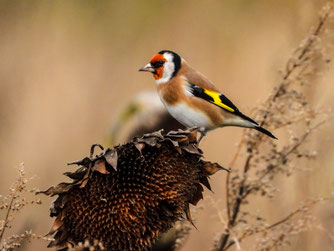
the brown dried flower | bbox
[40,129,228,250]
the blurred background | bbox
[0,0,333,250]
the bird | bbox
[139,50,277,142]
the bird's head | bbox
[139,50,181,84]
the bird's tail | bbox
[234,112,277,139]
[254,125,277,139]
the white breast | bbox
[162,101,214,131]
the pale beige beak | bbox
[139,63,155,73]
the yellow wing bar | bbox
[203,89,235,113]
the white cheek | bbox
[155,61,175,85]
[163,62,175,78]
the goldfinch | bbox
[139,50,276,142]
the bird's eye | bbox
[151,60,165,68]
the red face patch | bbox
[150,54,166,80]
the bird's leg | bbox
[197,130,207,144]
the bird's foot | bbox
[197,129,207,144]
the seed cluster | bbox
[41,129,227,250]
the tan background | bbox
[0,0,333,250]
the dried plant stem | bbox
[260,1,332,127]
[226,130,245,221]
[218,4,333,251]
[0,164,26,245]
[0,193,15,243]
[223,198,325,250]
[0,165,46,250]
[241,119,329,201]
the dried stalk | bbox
[0,164,25,244]
[0,191,15,243]
[223,198,326,250]
[218,3,333,251]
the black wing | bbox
[187,82,258,125]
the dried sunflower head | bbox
[40,129,228,250]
